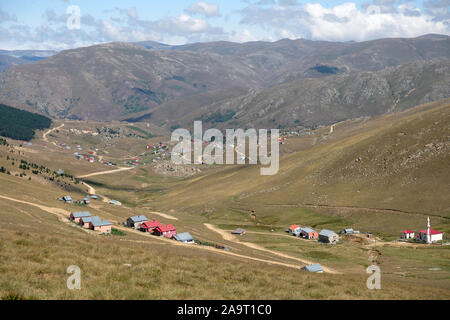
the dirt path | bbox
[141,208,178,220]
[77,166,134,179]
[0,194,339,273]
[42,124,64,142]
[204,223,341,274]
[114,224,322,272]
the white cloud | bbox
[1,2,449,50]
[239,2,450,42]
[185,2,220,17]
[302,3,449,41]
[168,14,210,32]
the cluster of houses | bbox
[287,224,340,244]
[125,215,195,244]
[69,211,112,234]
[69,128,99,136]
[60,195,98,205]
[401,217,444,243]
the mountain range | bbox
[0,34,449,129]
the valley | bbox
[0,98,449,299]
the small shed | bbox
[126,215,148,229]
[69,211,91,223]
[302,264,324,273]
[83,197,90,204]
[340,228,354,235]
[109,200,122,206]
[90,195,99,200]
[174,232,195,244]
[319,229,339,244]
[62,196,73,204]
[231,228,246,236]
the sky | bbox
[0,0,449,50]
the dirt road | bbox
[141,208,178,220]
[42,124,64,143]
[77,166,134,179]
[0,194,331,273]
[204,223,341,274]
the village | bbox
[62,189,445,275]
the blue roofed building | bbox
[302,264,324,273]
[174,232,195,244]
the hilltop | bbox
[0,35,449,125]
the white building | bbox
[401,230,415,239]
[417,217,443,243]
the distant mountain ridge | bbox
[0,49,57,72]
[0,34,449,128]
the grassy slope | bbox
[1,100,449,299]
[150,99,450,239]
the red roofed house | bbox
[140,220,162,233]
[417,217,443,243]
[154,224,177,238]
[288,224,300,234]
[401,230,415,239]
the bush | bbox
[111,228,126,236]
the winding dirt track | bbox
[0,194,340,273]
[77,167,134,179]
[42,124,64,143]
[204,223,341,274]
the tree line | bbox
[0,104,52,141]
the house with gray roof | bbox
[302,264,324,273]
[62,196,72,203]
[126,215,148,229]
[69,211,91,223]
[340,228,354,234]
[174,232,195,244]
[89,218,112,234]
[319,229,339,244]
[79,216,102,228]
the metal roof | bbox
[231,228,246,234]
[91,218,111,227]
[81,216,102,224]
[303,264,324,273]
[63,196,72,201]
[319,229,337,237]
[174,232,194,242]
[129,215,148,223]
[72,211,91,218]
[301,227,315,234]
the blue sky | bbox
[0,0,448,50]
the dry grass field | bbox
[0,99,449,299]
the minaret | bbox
[426,216,431,244]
